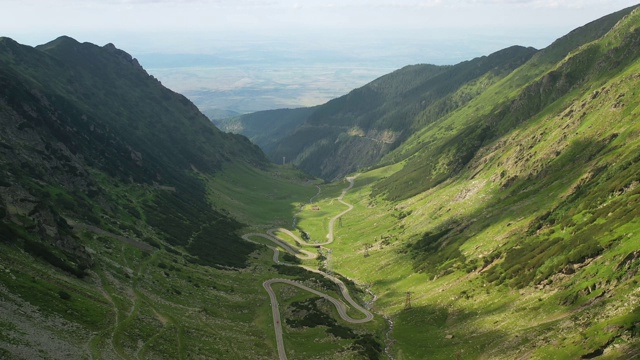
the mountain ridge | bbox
[0,36,268,274]
[226,5,638,183]
[0,36,294,359]
[2,5,640,359]
[210,6,640,357]
[214,106,318,153]
[373,5,640,201]
[309,6,640,358]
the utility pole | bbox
[405,291,412,310]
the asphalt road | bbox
[243,176,372,360]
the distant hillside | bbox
[231,5,638,182]
[244,48,536,180]
[214,106,317,153]
[204,108,241,121]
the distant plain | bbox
[137,32,552,114]
[147,62,391,113]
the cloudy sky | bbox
[3,0,639,56]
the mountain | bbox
[302,5,640,359]
[206,5,640,357]
[3,4,640,359]
[231,5,638,183]
[214,106,317,153]
[0,36,267,263]
[233,47,536,180]
[373,4,640,200]
[204,108,241,121]
[0,36,296,359]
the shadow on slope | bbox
[405,134,635,287]
[392,304,508,360]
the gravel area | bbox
[0,283,90,360]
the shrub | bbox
[0,222,21,242]
[23,239,88,278]
[282,252,301,264]
[58,290,71,300]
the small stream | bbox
[383,315,396,360]
[363,285,395,360]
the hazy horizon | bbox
[3,0,638,114]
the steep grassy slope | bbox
[266,47,537,181]
[292,6,640,359]
[373,4,640,201]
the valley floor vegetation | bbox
[3,5,640,360]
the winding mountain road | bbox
[243,176,372,360]
[327,178,355,244]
